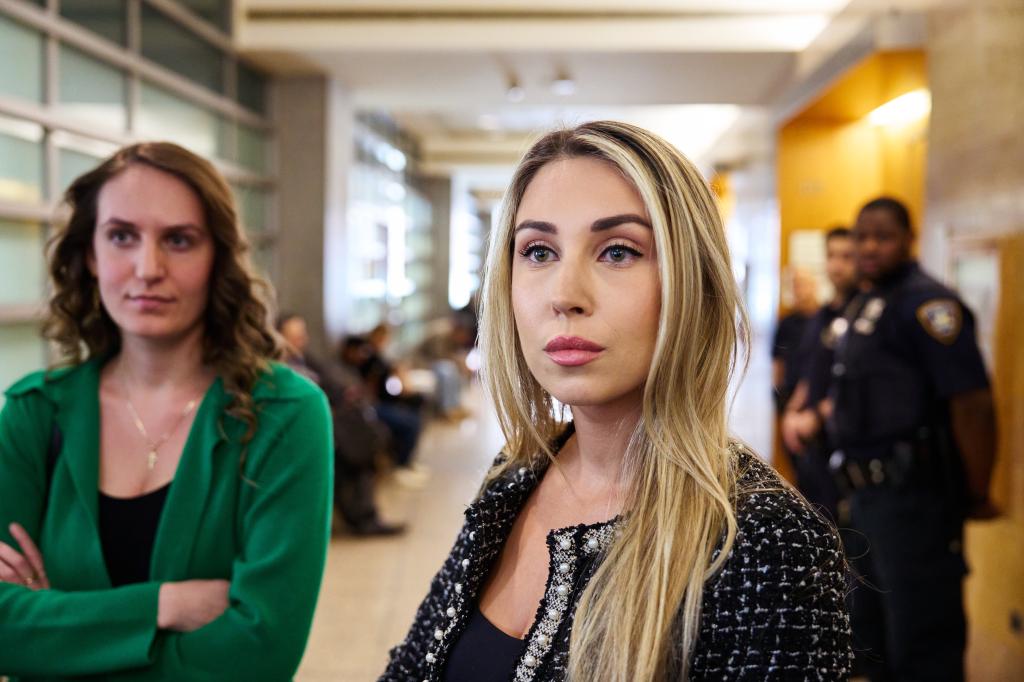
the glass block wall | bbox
[347,112,435,350]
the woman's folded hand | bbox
[0,522,50,590]
[157,579,230,632]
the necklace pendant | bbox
[147,450,158,470]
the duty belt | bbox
[828,441,918,492]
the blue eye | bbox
[600,244,642,264]
[519,243,556,263]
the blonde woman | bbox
[382,122,851,681]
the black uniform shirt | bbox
[870,262,988,397]
[828,262,989,450]
[799,295,855,407]
[772,311,815,407]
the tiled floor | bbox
[296,386,507,681]
[297,336,773,681]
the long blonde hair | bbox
[478,121,749,680]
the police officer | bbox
[826,197,997,681]
[781,226,859,521]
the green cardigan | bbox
[0,358,333,681]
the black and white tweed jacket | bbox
[381,443,852,681]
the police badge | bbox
[916,299,962,344]
[822,317,849,349]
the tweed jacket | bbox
[382,442,852,681]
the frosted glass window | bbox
[0,325,46,406]
[138,82,228,161]
[0,220,46,306]
[0,117,45,203]
[237,124,268,173]
[58,44,128,132]
[252,246,274,280]
[58,148,103,194]
[179,0,229,31]
[141,4,224,93]
[237,62,267,114]
[0,15,43,103]
[61,0,127,46]
[233,184,268,233]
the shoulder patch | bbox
[916,299,962,344]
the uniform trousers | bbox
[846,482,967,681]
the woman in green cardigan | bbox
[0,142,333,681]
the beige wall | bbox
[415,174,454,319]
[274,76,330,357]
[925,1,1024,678]
[273,77,359,355]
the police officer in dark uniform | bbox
[825,197,998,681]
[781,226,859,522]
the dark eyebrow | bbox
[100,218,136,229]
[100,218,203,232]
[591,214,651,231]
[514,214,651,235]
[513,220,556,235]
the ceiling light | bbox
[477,114,501,131]
[505,73,525,103]
[551,74,576,97]
[868,89,931,127]
[559,105,743,163]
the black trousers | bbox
[791,438,842,524]
[332,403,385,530]
[846,483,967,682]
[335,458,378,529]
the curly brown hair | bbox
[43,141,283,442]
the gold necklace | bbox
[122,379,201,470]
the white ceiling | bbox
[236,0,945,175]
[304,51,797,111]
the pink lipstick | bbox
[543,336,605,367]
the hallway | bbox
[297,384,507,681]
[0,1,1020,679]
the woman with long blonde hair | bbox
[383,121,851,680]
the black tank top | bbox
[444,605,526,681]
[98,483,171,586]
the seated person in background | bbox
[0,142,332,681]
[278,313,405,537]
[364,323,427,408]
[340,332,427,487]
[382,121,851,681]
[416,315,472,420]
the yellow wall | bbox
[964,234,1024,677]
[777,51,928,314]
[710,172,735,227]
[773,52,928,490]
